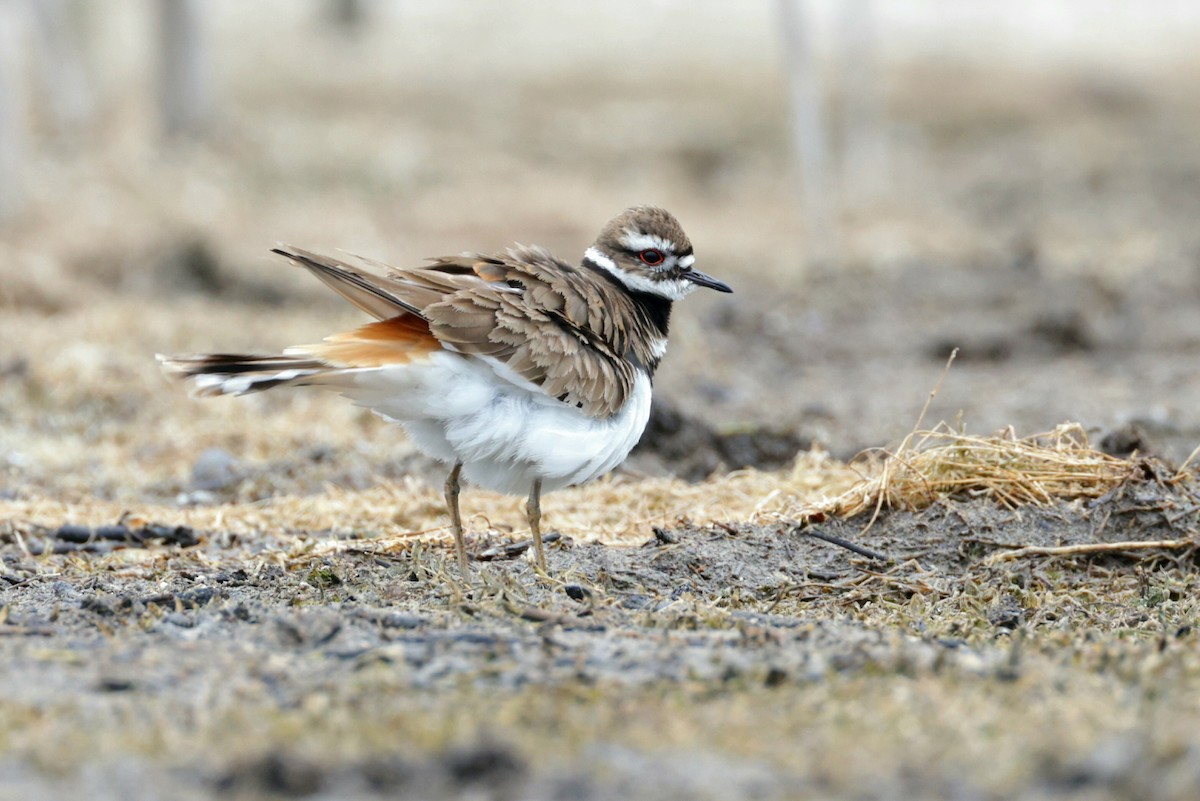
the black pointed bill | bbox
[683,269,733,293]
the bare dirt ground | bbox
[1,479,1199,801]
[3,6,1200,799]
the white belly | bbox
[338,352,652,496]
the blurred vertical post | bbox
[0,0,28,221]
[777,0,835,263]
[28,0,93,134]
[329,0,367,32]
[157,0,212,137]
[838,0,887,200]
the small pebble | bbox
[564,584,591,602]
[191,447,241,491]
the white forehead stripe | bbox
[584,247,696,301]
[620,231,674,253]
[584,247,619,272]
[678,254,695,268]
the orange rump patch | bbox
[308,315,441,367]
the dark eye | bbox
[639,249,665,266]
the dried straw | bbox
[789,422,1137,526]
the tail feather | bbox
[156,353,337,397]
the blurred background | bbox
[2,0,1199,503]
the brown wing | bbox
[276,245,638,418]
[272,246,424,320]
[417,247,638,418]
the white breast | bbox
[337,352,653,496]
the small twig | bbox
[26,541,123,556]
[13,529,31,560]
[502,600,591,628]
[859,349,959,534]
[961,536,1021,549]
[1176,442,1200,477]
[910,347,958,449]
[0,572,58,587]
[985,539,1194,564]
[766,581,845,611]
[798,526,891,562]
[475,532,562,562]
[1164,504,1200,527]
[852,568,936,596]
[0,625,55,637]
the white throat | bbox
[584,247,694,301]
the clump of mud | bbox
[633,398,810,480]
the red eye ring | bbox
[639,249,665,266]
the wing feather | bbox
[272,246,423,319]
[277,243,647,418]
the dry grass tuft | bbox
[791,422,1138,526]
[0,449,863,567]
[1,421,1159,570]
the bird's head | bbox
[585,206,732,300]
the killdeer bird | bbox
[159,206,731,578]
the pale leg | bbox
[526,478,546,572]
[444,462,469,579]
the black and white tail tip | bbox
[155,353,329,398]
